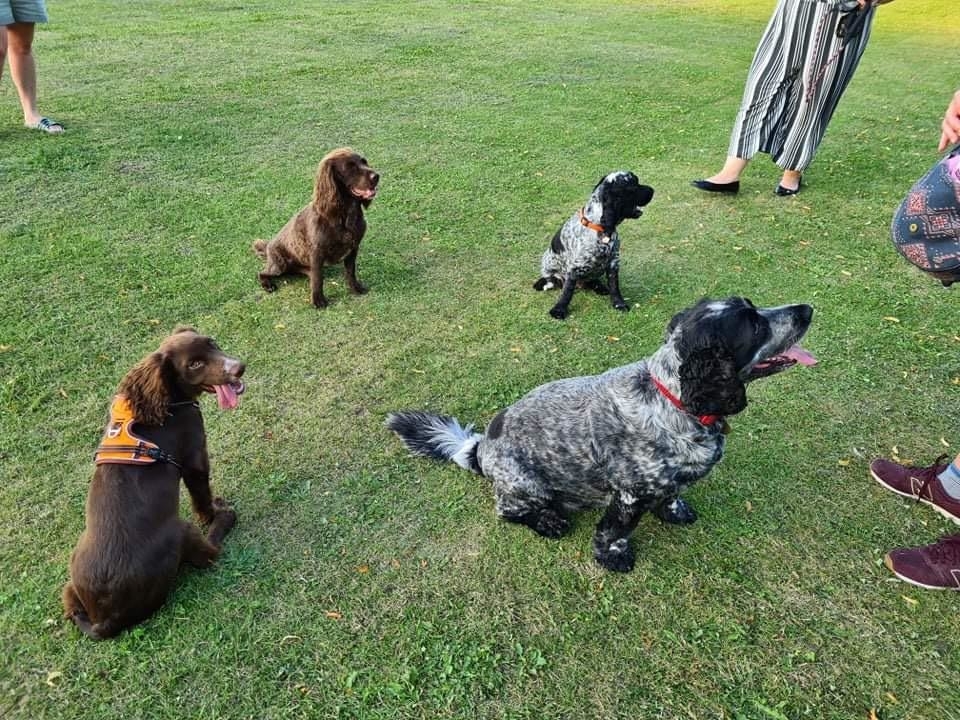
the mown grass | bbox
[1,1,959,718]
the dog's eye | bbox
[189,360,205,370]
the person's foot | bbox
[775,170,802,196]
[25,116,64,134]
[884,534,960,590]
[870,456,960,523]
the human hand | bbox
[940,89,960,152]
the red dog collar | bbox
[650,375,727,430]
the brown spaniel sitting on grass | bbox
[253,148,380,308]
[62,328,245,639]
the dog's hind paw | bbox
[594,537,635,573]
[532,509,571,539]
[582,279,609,295]
[533,276,561,292]
[548,305,569,320]
[653,498,698,525]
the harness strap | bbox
[94,396,181,467]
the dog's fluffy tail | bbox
[252,239,267,258]
[386,411,483,475]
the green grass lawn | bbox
[2,1,959,717]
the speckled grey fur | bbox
[534,171,654,319]
[387,298,813,572]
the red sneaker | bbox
[869,456,960,524]
[884,535,960,590]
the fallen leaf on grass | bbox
[606,336,619,342]
[45,671,62,687]
[885,692,898,704]
[882,317,900,323]
[745,500,753,512]
[941,437,950,448]
[901,595,918,606]
[837,458,850,467]
[869,709,880,720]
[840,270,852,277]
[324,611,342,620]
[356,564,369,574]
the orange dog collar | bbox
[577,208,609,242]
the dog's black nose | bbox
[370,172,380,185]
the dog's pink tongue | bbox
[214,384,239,410]
[784,345,817,366]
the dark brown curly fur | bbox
[253,148,380,308]
[62,328,246,639]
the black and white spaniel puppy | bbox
[533,171,654,320]
[388,297,815,573]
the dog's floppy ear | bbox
[312,153,344,221]
[118,351,171,426]
[637,184,655,206]
[665,309,688,341]
[678,346,747,417]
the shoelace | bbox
[928,535,960,564]
[910,454,949,502]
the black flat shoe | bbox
[774,180,802,196]
[692,179,740,194]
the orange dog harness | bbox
[94,396,181,467]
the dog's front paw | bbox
[210,497,237,532]
[613,301,629,312]
[312,295,329,309]
[594,537,635,573]
[549,305,569,320]
[653,498,698,525]
[215,506,237,534]
[350,283,368,295]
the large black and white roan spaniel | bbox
[388,297,815,572]
[533,171,654,319]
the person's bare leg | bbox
[0,27,8,82]
[7,22,61,131]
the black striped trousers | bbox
[728,0,876,172]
